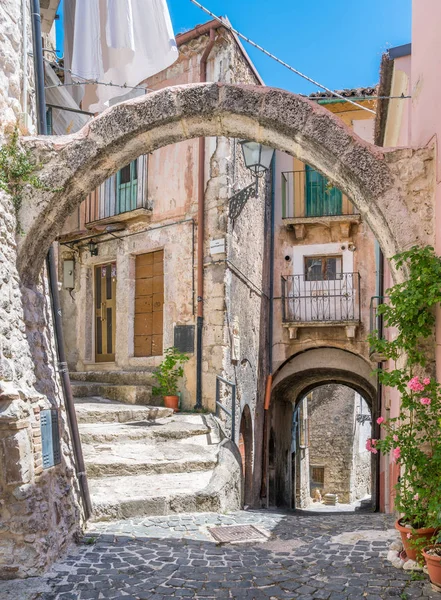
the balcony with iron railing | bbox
[281,272,361,339]
[281,168,360,237]
[82,157,151,227]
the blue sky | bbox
[56,0,411,95]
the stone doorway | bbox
[95,262,117,362]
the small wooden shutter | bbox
[134,250,164,356]
[41,409,61,469]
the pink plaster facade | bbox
[377,0,441,513]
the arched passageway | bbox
[293,384,373,512]
[18,83,433,284]
[268,348,377,510]
[238,404,253,506]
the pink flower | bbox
[366,438,378,454]
[408,376,425,392]
[423,378,431,386]
[407,533,412,539]
[420,397,431,406]
[413,493,419,501]
[393,434,399,442]
[393,447,401,462]
[377,416,385,425]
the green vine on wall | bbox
[368,245,441,530]
[0,128,48,231]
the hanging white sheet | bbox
[71,0,179,112]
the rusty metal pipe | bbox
[195,28,216,410]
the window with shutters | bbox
[83,156,149,223]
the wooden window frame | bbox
[304,254,343,281]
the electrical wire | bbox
[43,56,150,92]
[189,0,376,115]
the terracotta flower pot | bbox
[163,395,179,412]
[422,546,441,588]
[395,519,436,561]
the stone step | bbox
[71,381,156,405]
[88,471,218,521]
[79,415,212,444]
[74,397,173,424]
[83,439,218,477]
[70,370,155,386]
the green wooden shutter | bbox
[305,165,342,217]
[117,160,138,214]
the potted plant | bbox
[423,533,441,589]
[368,247,441,561]
[152,347,189,412]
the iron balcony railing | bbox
[281,170,357,219]
[281,273,361,323]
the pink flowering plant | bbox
[368,246,441,530]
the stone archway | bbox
[18,83,434,285]
[269,347,377,509]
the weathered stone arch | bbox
[18,83,434,285]
[270,347,377,508]
[271,346,377,407]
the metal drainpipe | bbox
[31,0,92,520]
[261,154,276,505]
[195,28,216,410]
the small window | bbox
[311,466,325,487]
[305,255,342,281]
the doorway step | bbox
[70,370,156,405]
[75,397,242,521]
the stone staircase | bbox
[72,373,242,521]
[70,370,157,405]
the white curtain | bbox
[71,0,178,112]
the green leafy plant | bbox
[368,246,441,532]
[0,128,51,231]
[152,347,189,397]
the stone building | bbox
[268,93,379,509]
[0,0,437,580]
[57,21,271,508]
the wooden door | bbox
[134,251,164,357]
[95,263,117,362]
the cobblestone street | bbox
[3,510,439,600]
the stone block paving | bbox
[17,511,441,599]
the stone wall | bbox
[0,3,82,578]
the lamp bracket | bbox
[229,178,258,221]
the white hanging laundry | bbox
[71,0,179,113]
[71,0,103,81]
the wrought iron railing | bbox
[215,375,236,441]
[281,169,357,219]
[281,273,361,323]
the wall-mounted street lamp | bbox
[229,141,275,221]
[88,239,98,256]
